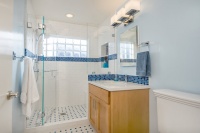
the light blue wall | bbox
[117,0,200,94]
[115,1,200,132]
[12,0,26,132]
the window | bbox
[120,43,134,59]
[43,37,88,57]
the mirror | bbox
[101,43,109,68]
[120,26,138,67]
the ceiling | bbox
[31,0,126,26]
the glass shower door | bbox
[42,35,58,125]
[35,16,57,126]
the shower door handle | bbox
[7,91,18,100]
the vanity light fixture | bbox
[111,0,140,27]
[125,0,140,16]
[117,8,129,22]
[111,15,121,27]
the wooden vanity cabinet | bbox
[89,93,98,127]
[89,84,149,133]
[89,84,110,133]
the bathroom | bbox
[0,0,200,133]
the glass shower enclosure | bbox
[28,16,88,128]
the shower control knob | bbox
[7,91,18,100]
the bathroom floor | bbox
[48,124,95,133]
[27,105,87,128]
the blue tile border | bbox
[108,54,117,60]
[127,75,149,85]
[24,48,36,58]
[100,54,118,62]
[24,49,136,64]
[37,56,101,62]
[88,74,149,85]
[24,49,118,62]
[87,58,101,62]
[88,74,115,81]
[37,54,117,62]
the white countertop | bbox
[89,80,150,91]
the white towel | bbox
[21,57,39,118]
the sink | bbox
[100,81,128,87]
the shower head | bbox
[38,23,46,30]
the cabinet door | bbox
[89,93,98,127]
[97,100,110,133]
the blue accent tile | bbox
[56,57,88,62]
[24,48,36,58]
[87,58,100,62]
[100,57,105,62]
[38,56,103,62]
[25,49,118,62]
[118,75,125,81]
[88,74,149,85]
[38,56,44,61]
[108,54,117,60]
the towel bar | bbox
[138,41,150,52]
[13,51,24,62]
[138,41,150,47]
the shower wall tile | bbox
[36,20,99,58]
[25,4,37,56]
[56,62,88,106]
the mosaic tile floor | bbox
[48,124,95,133]
[27,105,87,128]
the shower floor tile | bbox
[27,105,87,128]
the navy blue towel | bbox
[136,51,151,77]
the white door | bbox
[0,0,14,132]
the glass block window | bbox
[120,43,134,59]
[43,37,88,57]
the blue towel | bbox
[136,51,151,77]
